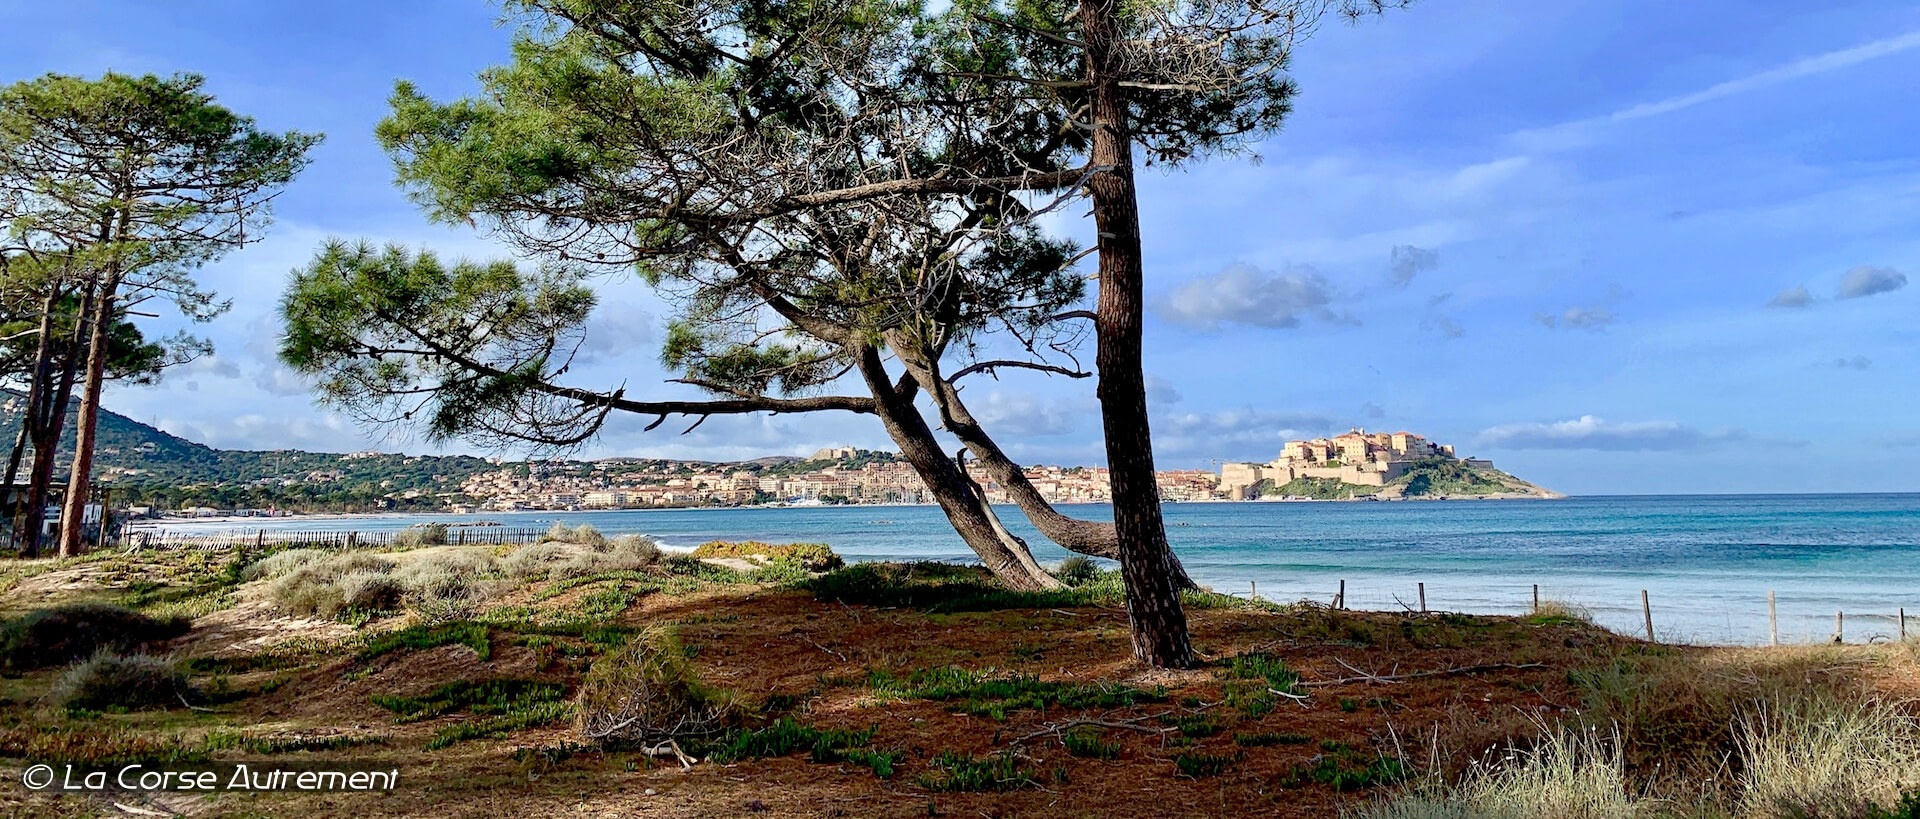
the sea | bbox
[132,494,1920,646]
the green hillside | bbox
[0,394,497,509]
[1256,457,1557,500]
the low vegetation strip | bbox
[865,666,1168,721]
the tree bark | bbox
[5,288,59,555]
[1079,0,1194,668]
[886,339,1198,589]
[56,277,117,557]
[855,345,1059,591]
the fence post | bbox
[1532,584,1539,614]
[1641,590,1654,642]
[1249,580,1256,602]
[1418,582,1427,613]
[346,531,358,549]
[1336,579,1346,610]
[1768,591,1778,646]
[255,529,265,549]
[1834,611,1843,644]
[1902,607,1908,642]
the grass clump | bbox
[1234,731,1310,747]
[204,732,390,754]
[1173,750,1240,778]
[918,751,1040,792]
[371,678,568,724]
[0,603,189,671]
[573,628,740,747]
[690,540,842,572]
[261,551,398,619]
[426,701,572,751]
[1738,694,1920,817]
[356,621,492,661]
[1525,600,1594,627]
[804,562,1119,613]
[1053,555,1100,586]
[1062,727,1121,759]
[49,652,197,713]
[867,666,1166,720]
[705,716,889,776]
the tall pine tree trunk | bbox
[5,288,59,554]
[1080,0,1194,668]
[56,278,116,557]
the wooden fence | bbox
[118,525,546,551]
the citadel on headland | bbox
[1217,430,1497,500]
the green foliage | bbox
[866,666,1165,720]
[426,700,573,751]
[1053,555,1099,586]
[0,604,189,671]
[1280,748,1409,791]
[355,621,492,661]
[1234,732,1310,747]
[917,752,1040,792]
[1172,751,1240,778]
[1273,477,1378,499]
[705,717,885,774]
[371,678,568,724]
[803,562,1120,612]
[690,540,843,572]
[1061,727,1120,759]
[1390,457,1517,497]
[1224,651,1301,692]
[50,652,197,713]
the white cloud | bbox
[1477,415,1745,451]
[1836,266,1907,299]
[1154,263,1342,331]
[1767,286,1813,309]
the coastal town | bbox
[429,430,1520,512]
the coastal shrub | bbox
[241,548,329,581]
[1053,555,1099,586]
[336,571,404,612]
[690,540,842,572]
[50,652,198,712]
[404,568,498,624]
[264,552,397,619]
[500,542,570,580]
[541,522,608,550]
[393,522,450,549]
[0,604,190,671]
[573,628,740,746]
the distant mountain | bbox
[0,393,494,493]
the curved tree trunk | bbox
[854,345,1059,591]
[886,336,1197,589]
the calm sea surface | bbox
[137,494,1920,645]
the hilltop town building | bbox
[1218,430,1492,498]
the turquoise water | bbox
[136,494,1920,645]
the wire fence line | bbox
[118,525,547,551]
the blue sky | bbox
[3,1,1917,495]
